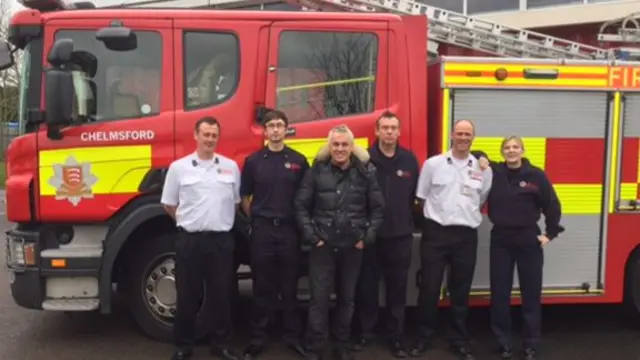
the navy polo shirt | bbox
[240,146,309,219]
[369,143,420,238]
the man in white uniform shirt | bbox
[409,119,492,360]
[161,116,242,360]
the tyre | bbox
[123,233,212,343]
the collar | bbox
[369,141,407,160]
[190,152,219,168]
[497,158,533,174]
[445,150,474,166]
[261,144,291,158]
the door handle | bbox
[286,127,297,137]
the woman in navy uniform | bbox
[474,136,564,360]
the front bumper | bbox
[5,228,43,309]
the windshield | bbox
[17,43,31,136]
[54,30,162,123]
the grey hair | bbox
[327,124,355,143]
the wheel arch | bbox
[624,243,640,303]
[99,194,254,314]
[100,194,172,314]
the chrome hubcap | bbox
[144,256,177,320]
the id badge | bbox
[461,184,473,197]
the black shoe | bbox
[389,340,409,358]
[211,346,241,360]
[170,349,193,360]
[242,344,265,359]
[523,348,537,360]
[350,337,370,352]
[332,347,354,360]
[499,346,513,359]
[286,341,308,357]
[305,352,322,360]
[451,346,475,360]
[409,341,429,357]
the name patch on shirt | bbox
[397,170,412,178]
[285,162,303,171]
[468,170,483,181]
[217,168,234,175]
[519,181,539,190]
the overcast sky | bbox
[7,0,23,14]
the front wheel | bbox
[123,233,212,343]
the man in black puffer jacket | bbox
[295,124,385,360]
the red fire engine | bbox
[3,0,640,342]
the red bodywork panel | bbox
[7,6,640,309]
[7,9,425,223]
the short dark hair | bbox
[376,111,400,128]
[195,116,220,133]
[262,110,289,127]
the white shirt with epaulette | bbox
[161,152,241,232]
[416,150,493,228]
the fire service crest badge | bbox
[48,156,98,206]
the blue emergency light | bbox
[610,47,640,61]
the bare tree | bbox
[0,0,22,124]
[277,32,377,122]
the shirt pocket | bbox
[432,172,454,187]
[465,177,483,190]
[217,174,235,184]
[180,175,202,187]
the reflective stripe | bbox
[471,137,546,170]
[441,88,451,153]
[38,145,152,196]
[443,62,609,88]
[609,92,623,213]
[282,137,369,165]
[444,63,609,74]
[444,77,607,88]
[621,183,638,200]
[555,184,602,215]
[471,138,604,214]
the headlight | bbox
[5,236,35,269]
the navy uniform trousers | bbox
[490,227,544,351]
[355,235,413,342]
[248,216,302,346]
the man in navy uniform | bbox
[240,110,309,359]
[161,116,242,360]
[352,111,420,358]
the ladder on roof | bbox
[280,0,612,60]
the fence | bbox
[0,122,19,161]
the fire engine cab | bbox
[4,0,640,342]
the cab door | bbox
[265,21,389,163]
[37,18,173,222]
[173,19,271,168]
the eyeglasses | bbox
[266,122,286,129]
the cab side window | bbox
[183,31,240,110]
[276,31,378,124]
[54,30,162,123]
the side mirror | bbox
[96,26,137,51]
[44,69,74,127]
[47,38,74,65]
[44,38,76,139]
[0,41,15,71]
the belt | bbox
[177,226,226,235]
[254,216,294,226]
